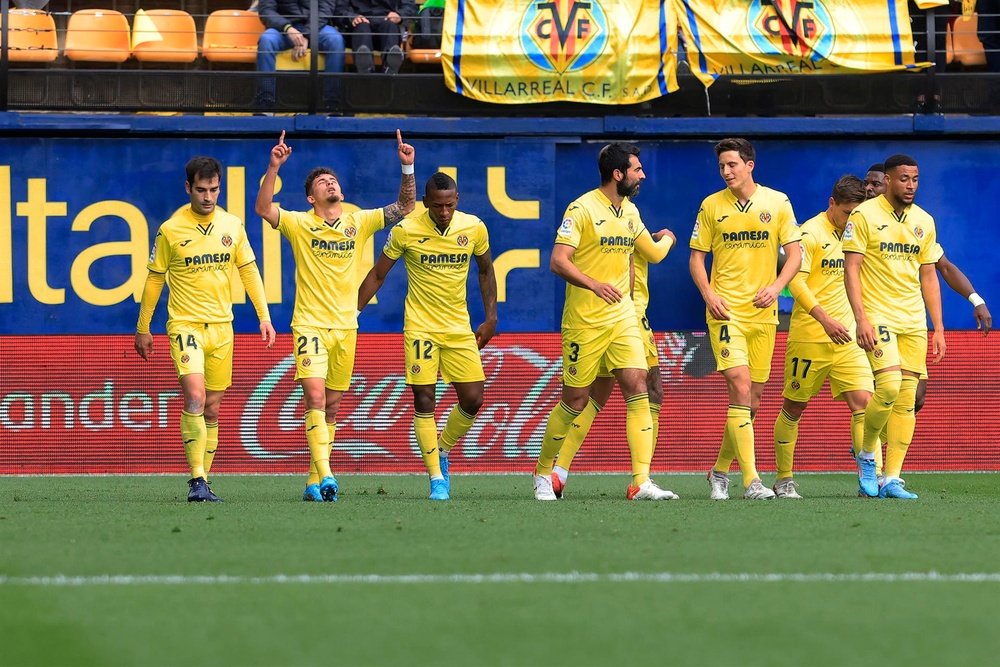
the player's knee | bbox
[459,394,483,416]
[412,388,436,414]
[872,371,902,406]
[914,379,927,413]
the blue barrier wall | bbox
[0,116,996,334]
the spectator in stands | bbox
[979,0,1000,71]
[255,0,346,107]
[338,0,416,74]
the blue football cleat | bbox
[204,480,223,502]
[439,454,450,491]
[856,455,879,498]
[429,477,450,501]
[187,477,214,502]
[320,476,339,502]
[302,483,322,502]
[879,479,918,499]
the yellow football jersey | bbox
[690,184,800,324]
[382,209,490,333]
[277,207,384,329]
[148,206,256,325]
[789,211,853,343]
[842,195,943,331]
[556,189,645,329]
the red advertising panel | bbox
[0,332,995,474]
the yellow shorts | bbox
[562,318,646,388]
[866,323,928,377]
[783,340,874,402]
[292,326,358,391]
[167,321,234,392]
[597,312,659,378]
[405,330,485,385]
[708,319,776,384]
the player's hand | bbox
[270,130,292,169]
[134,332,154,360]
[821,316,852,345]
[475,319,497,349]
[855,319,877,352]
[931,328,946,363]
[753,284,780,309]
[592,282,622,304]
[652,229,676,243]
[704,292,730,321]
[975,303,992,335]
[397,129,415,166]
[260,321,276,349]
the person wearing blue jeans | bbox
[256,0,346,108]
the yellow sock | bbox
[713,429,736,474]
[304,409,332,480]
[180,410,207,480]
[625,393,653,487]
[726,405,758,487]
[414,412,441,478]
[773,409,799,480]
[852,410,884,476]
[649,402,661,457]
[884,376,918,479]
[535,401,581,476]
[439,405,476,454]
[863,371,901,454]
[555,398,600,471]
[203,421,219,481]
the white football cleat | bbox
[627,479,679,500]
[744,478,776,500]
[533,474,557,501]
[773,477,803,499]
[707,471,730,501]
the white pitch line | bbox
[2,572,1000,586]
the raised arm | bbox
[689,249,728,321]
[937,254,991,334]
[474,250,498,349]
[358,252,399,311]
[551,243,622,304]
[255,130,292,229]
[920,263,946,362]
[844,252,876,351]
[634,228,675,264]
[382,129,416,227]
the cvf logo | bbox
[748,0,834,61]
[520,0,608,74]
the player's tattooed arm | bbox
[383,171,416,226]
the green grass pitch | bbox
[3,473,1000,666]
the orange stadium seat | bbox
[6,9,58,63]
[132,9,198,64]
[64,9,132,63]
[202,9,265,64]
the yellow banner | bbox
[441,0,678,105]
[677,0,930,86]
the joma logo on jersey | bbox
[879,242,920,254]
[748,0,834,61]
[599,235,634,247]
[421,252,469,264]
[312,239,355,251]
[820,258,844,269]
[722,231,770,242]
[520,0,608,74]
[184,252,231,266]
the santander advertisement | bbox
[0,332,994,474]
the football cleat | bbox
[772,477,802,499]
[856,454,879,498]
[551,473,565,499]
[302,483,322,502]
[429,477,450,501]
[533,474,557,501]
[627,479,679,500]
[320,476,339,502]
[439,453,450,491]
[707,471,730,501]
[879,479,918,499]
[743,478,776,500]
[204,480,223,502]
[187,477,214,502]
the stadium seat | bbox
[405,36,441,65]
[132,9,198,64]
[6,9,58,63]
[202,9,265,64]
[64,9,132,63]
[947,14,987,67]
